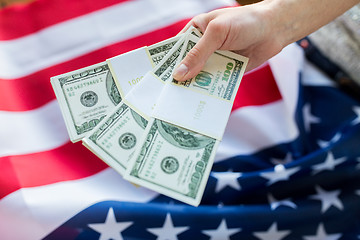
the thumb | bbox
[172,27,222,81]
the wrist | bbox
[254,0,288,49]
[260,0,360,48]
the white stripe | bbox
[215,44,303,161]
[1,100,294,159]
[0,44,301,158]
[0,168,158,240]
[215,100,298,161]
[269,43,303,120]
[0,100,69,157]
[302,60,336,87]
[0,0,234,79]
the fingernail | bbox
[173,64,188,80]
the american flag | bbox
[1,0,360,239]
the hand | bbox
[172,3,284,81]
[172,0,359,82]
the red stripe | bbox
[233,64,282,111]
[0,60,280,201]
[0,141,107,199]
[0,19,188,112]
[0,0,129,40]
[0,65,280,200]
[0,44,281,112]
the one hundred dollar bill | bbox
[82,101,148,175]
[124,33,248,206]
[108,26,202,99]
[148,26,202,65]
[51,62,122,142]
[120,34,187,119]
[173,34,247,102]
[124,118,219,206]
[51,33,187,143]
[82,33,188,174]
[153,34,249,140]
[149,28,199,66]
[148,35,182,66]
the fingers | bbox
[173,20,225,81]
[178,13,209,35]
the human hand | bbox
[172,3,285,81]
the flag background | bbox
[0,0,359,239]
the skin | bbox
[172,0,360,81]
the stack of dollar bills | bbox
[51,27,248,206]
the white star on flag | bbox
[311,152,346,175]
[303,223,342,240]
[253,222,291,240]
[310,186,344,213]
[355,189,360,196]
[317,132,342,149]
[267,193,297,210]
[88,207,133,240]
[147,213,189,240]
[202,219,241,240]
[270,152,293,165]
[260,164,300,185]
[351,106,360,125]
[303,103,321,132]
[356,157,360,169]
[211,171,242,193]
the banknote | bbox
[107,27,201,99]
[83,101,148,175]
[148,35,182,66]
[107,35,182,99]
[56,27,247,206]
[124,118,219,206]
[51,33,188,143]
[153,34,249,140]
[173,34,247,102]
[51,62,122,142]
[124,33,248,206]
[120,34,187,119]
[150,26,202,71]
[82,32,188,174]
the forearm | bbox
[260,0,359,48]
[173,0,359,80]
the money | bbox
[124,34,248,206]
[148,35,183,66]
[153,34,248,139]
[107,26,201,99]
[121,34,186,119]
[83,101,148,175]
[51,62,121,142]
[107,35,182,99]
[174,34,246,103]
[82,33,187,174]
[52,34,187,142]
[125,118,219,206]
[52,27,248,206]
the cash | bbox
[51,27,248,206]
[82,101,148,175]
[51,62,122,142]
[82,34,187,174]
[124,34,248,206]
[125,118,219,206]
[51,34,187,142]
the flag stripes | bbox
[0,0,129,40]
[0,0,236,79]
